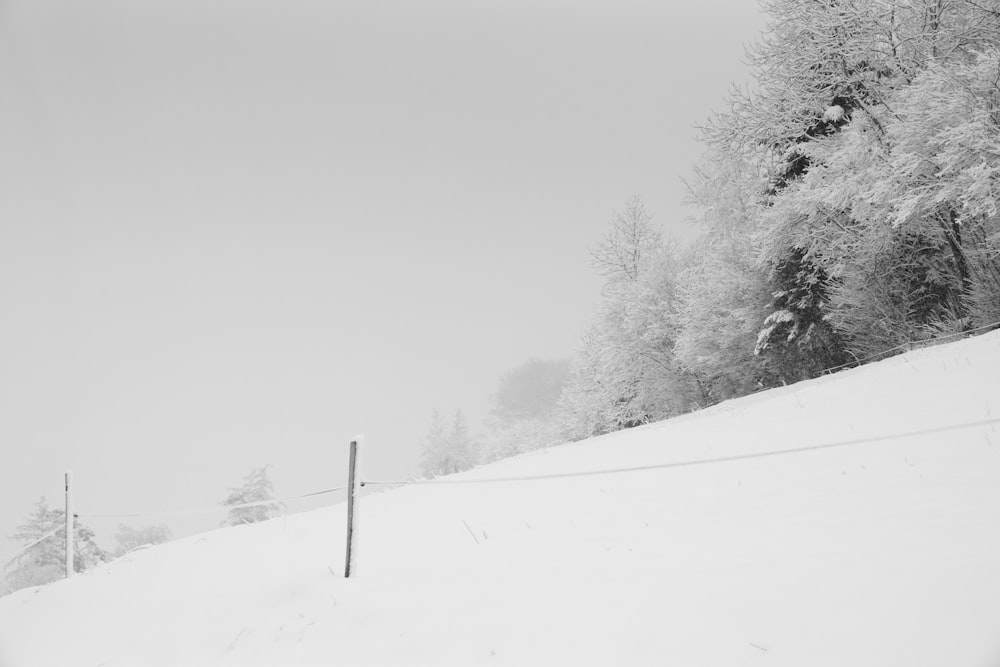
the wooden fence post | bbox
[65,470,73,579]
[344,435,363,577]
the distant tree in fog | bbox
[113,523,172,556]
[491,358,570,424]
[479,358,570,463]
[220,466,284,526]
[419,410,476,477]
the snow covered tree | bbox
[220,466,284,526]
[752,44,1000,356]
[560,0,1000,439]
[672,155,777,400]
[445,411,475,471]
[560,198,700,439]
[418,410,448,477]
[754,248,849,381]
[875,49,1000,327]
[478,415,564,464]
[3,497,108,595]
[419,410,476,477]
[113,523,172,556]
[674,234,774,402]
[699,0,1000,372]
[590,196,664,287]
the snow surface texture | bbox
[3,333,1000,666]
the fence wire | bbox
[76,486,345,520]
[363,415,1000,488]
[820,319,1000,375]
[8,324,1000,569]
[5,412,999,579]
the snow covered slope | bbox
[3,333,1000,666]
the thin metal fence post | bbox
[344,435,363,577]
[65,470,73,579]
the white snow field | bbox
[3,333,1000,667]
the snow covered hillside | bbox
[3,333,1000,666]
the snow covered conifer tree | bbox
[220,466,284,526]
[4,497,108,595]
[419,410,476,477]
[419,410,448,477]
[447,411,475,471]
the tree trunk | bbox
[938,206,973,328]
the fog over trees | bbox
[419,359,572,477]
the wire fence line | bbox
[6,356,999,577]
[16,412,995,545]
[363,415,1000,488]
[3,411,998,584]
[3,328,996,589]
[820,319,1000,375]
[75,486,346,520]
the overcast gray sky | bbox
[0,0,765,553]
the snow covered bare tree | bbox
[560,198,699,439]
[590,196,664,287]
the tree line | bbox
[559,0,1000,438]
[422,0,1000,471]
